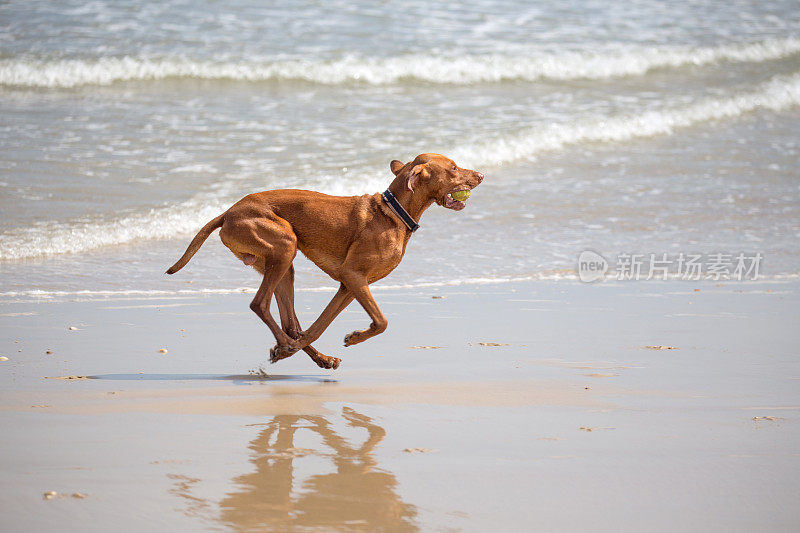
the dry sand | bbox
[1,280,799,532]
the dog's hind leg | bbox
[250,255,295,352]
[221,216,298,356]
[274,266,341,369]
[273,265,302,339]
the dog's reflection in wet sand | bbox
[217,407,417,531]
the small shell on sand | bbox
[645,345,677,350]
[68,326,78,331]
[43,491,58,500]
[45,375,88,380]
[479,342,509,347]
[71,492,87,499]
[410,345,442,349]
[158,348,168,354]
[0,356,8,361]
[403,448,433,453]
[45,350,53,355]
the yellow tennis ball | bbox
[451,190,471,202]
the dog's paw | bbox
[316,356,341,370]
[343,332,359,347]
[344,330,367,347]
[268,346,280,364]
[269,344,297,364]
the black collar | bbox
[381,189,419,232]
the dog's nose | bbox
[476,172,484,183]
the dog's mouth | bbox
[442,189,471,211]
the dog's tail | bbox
[165,214,224,275]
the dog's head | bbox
[389,153,484,211]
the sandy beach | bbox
[1,280,798,531]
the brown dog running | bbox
[166,153,484,369]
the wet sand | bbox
[1,280,799,532]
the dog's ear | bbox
[390,160,405,175]
[407,163,430,192]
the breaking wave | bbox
[2,37,800,88]
[0,200,227,261]
[452,72,800,167]
[2,71,798,261]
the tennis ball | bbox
[451,190,471,202]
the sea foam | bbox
[0,275,568,303]
[451,72,800,167]
[2,273,798,303]
[2,37,799,88]
[0,201,226,261]
[1,72,798,261]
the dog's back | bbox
[225,190,379,275]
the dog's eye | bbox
[451,165,457,171]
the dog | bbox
[166,153,484,369]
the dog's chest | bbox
[364,233,408,283]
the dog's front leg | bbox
[341,276,388,347]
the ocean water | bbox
[1,0,799,301]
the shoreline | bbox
[2,273,800,303]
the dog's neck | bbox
[386,176,435,227]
